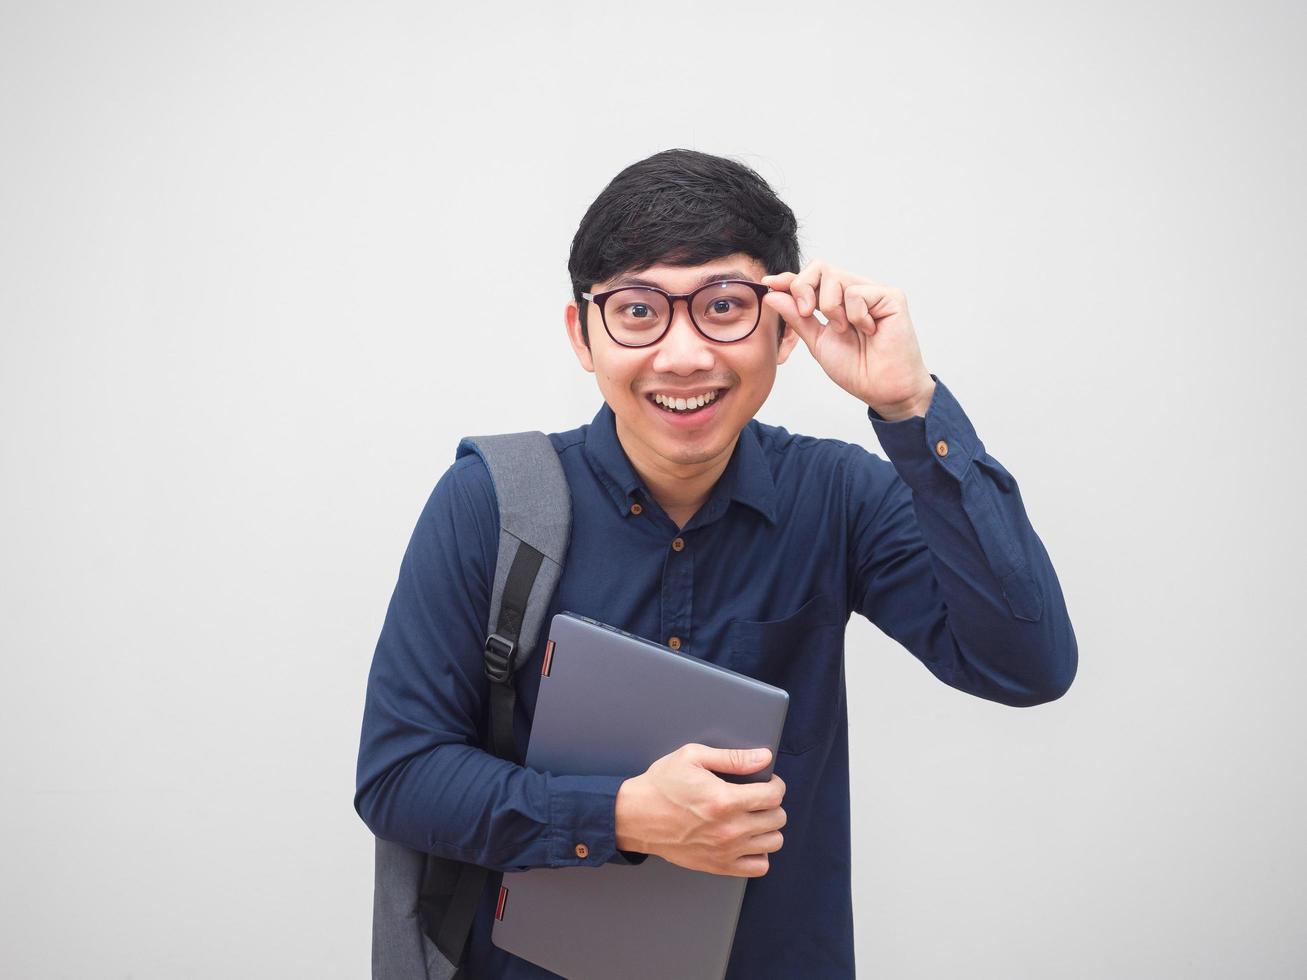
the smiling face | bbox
[565,253,800,478]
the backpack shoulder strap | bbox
[373,432,571,980]
[456,431,571,740]
[418,431,570,973]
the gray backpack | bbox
[371,431,572,979]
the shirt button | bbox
[935,439,949,457]
[574,843,590,859]
[629,502,643,516]
[671,537,685,552]
[668,636,682,651]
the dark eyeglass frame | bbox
[581,279,773,348]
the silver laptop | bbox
[490,611,789,980]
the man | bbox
[355,148,1077,977]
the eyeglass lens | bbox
[604,282,760,345]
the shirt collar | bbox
[582,402,778,526]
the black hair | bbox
[568,149,801,346]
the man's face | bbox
[565,253,800,472]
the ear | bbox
[773,312,802,366]
[564,300,595,373]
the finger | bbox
[843,285,878,338]
[745,830,785,855]
[759,271,797,291]
[818,272,849,333]
[849,281,904,315]
[738,774,786,812]
[790,261,824,318]
[689,744,771,775]
[729,854,770,878]
[740,805,787,836]
[763,291,821,354]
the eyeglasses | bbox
[581,279,771,348]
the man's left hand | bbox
[762,261,936,421]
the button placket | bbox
[659,531,693,658]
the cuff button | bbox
[574,843,590,859]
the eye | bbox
[709,298,738,315]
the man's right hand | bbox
[614,743,787,877]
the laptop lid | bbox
[490,612,789,980]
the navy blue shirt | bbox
[355,375,1077,978]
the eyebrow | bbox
[605,269,753,291]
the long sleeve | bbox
[849,374,1077,706]
[354,455,630,871]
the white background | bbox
[2,1,1304,976]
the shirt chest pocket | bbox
[723,593,846,756]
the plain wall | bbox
[2,1,1304,976]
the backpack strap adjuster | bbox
[483,632,517,684]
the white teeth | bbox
[653,390,720,412]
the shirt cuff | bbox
[547,772,645,867]
[867,374,982,489]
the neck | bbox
[614,417,738,528]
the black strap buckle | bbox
[483,633,517,684]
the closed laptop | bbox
[490,612,789,980]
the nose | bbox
[650,299,715,375]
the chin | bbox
[658,441,726,466]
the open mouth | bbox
[646,388,727,417]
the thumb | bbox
[692,745,773,774]
[763,291,821,354]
